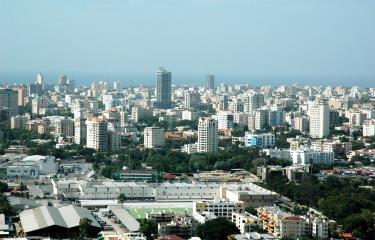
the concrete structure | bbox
[144,127,165,149]
[290,148,334,165]
[0,88,18,116]
[206,74,215,90]
[86,118,108,151]
[74,118,87,145]
[184,91,200,108]
[308,101,330,138]
[10,115,29,129]
[232,212,261,233]
[155,67,172,109]
[7,155,58,179]
[194,199,245,220]
[244,132,275,148]
[244,93,264,113]
[363,119,375,137]
[217,112,234,130]
[197,117,218,153]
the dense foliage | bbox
[264,174,375,238]
[197,218,240,240]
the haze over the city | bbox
[1,0,375,86]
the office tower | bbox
[0,88,18,116]
[144,127,165,149]
[86,118,108,151]
[113,80,121,90]
[308,101,330,138]
[155,67,172,109]
[184,91,200,108]
[36,73,45,89]
[74,118,87,145]
[198,117,218,153]
[17,87,27,106]
[67,78,75,91]
[217,95,228,111]
[58,75,68,85]
[244,93,265,113]
[206,74,215,90]
[28,83,43,95]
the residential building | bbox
[86,118,108,151]
[197,117,218,153]
[308,101,330,138]
[244,132,275,148]
[144,127,165,149]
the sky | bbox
[0,0,374,86]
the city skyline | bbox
[1,0,375,87]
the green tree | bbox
[0,182,8,193]
[79,218,92,240]
[139,219,158,240]
[117,193,127,203]
[197,218,240,240]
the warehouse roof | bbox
[20,205,100,233]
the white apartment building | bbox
[244,132,275,148]
[194,199,245,220]
[232,212,261,233]
[181,110,199,121]
[86,118,108,151]
[217,112,234,130]
[52,117,74,137]
[181,143,198,154]
[290,148,334,165]
[363,119,375,137]
[197,117,218,153]
[292,115,309,132]
[131,107,153,122]
[308,101,330,138]
[144,127,165,149]
[32,97,48,115]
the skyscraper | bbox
[0,88,18,116]
[184,91,200,108]
[36,73,45,90]
[206,74,215,90]
[198,117,218,153]
[155,67,172,109]
[308,101,330,138]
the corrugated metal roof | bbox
[20,205,100,233]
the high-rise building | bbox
[58,75,68,85]
[113,80,121,90]
[0,88,18,116]
[244,93,265,113]
[17,87,27,106]
[184,91,200,108]
[363,119,375,137]
[32,97,48,115]
[36,73,45,89]
[308,101,330,138]
[198,117,218,153]
[53,117,74,137]
[155,67,172,109]
[206,74,215,90]
[144,127,165,149]
[74,118,87,145]
[86,118,108,151]
[217,95,228,111]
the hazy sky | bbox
[0,0,375,86]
